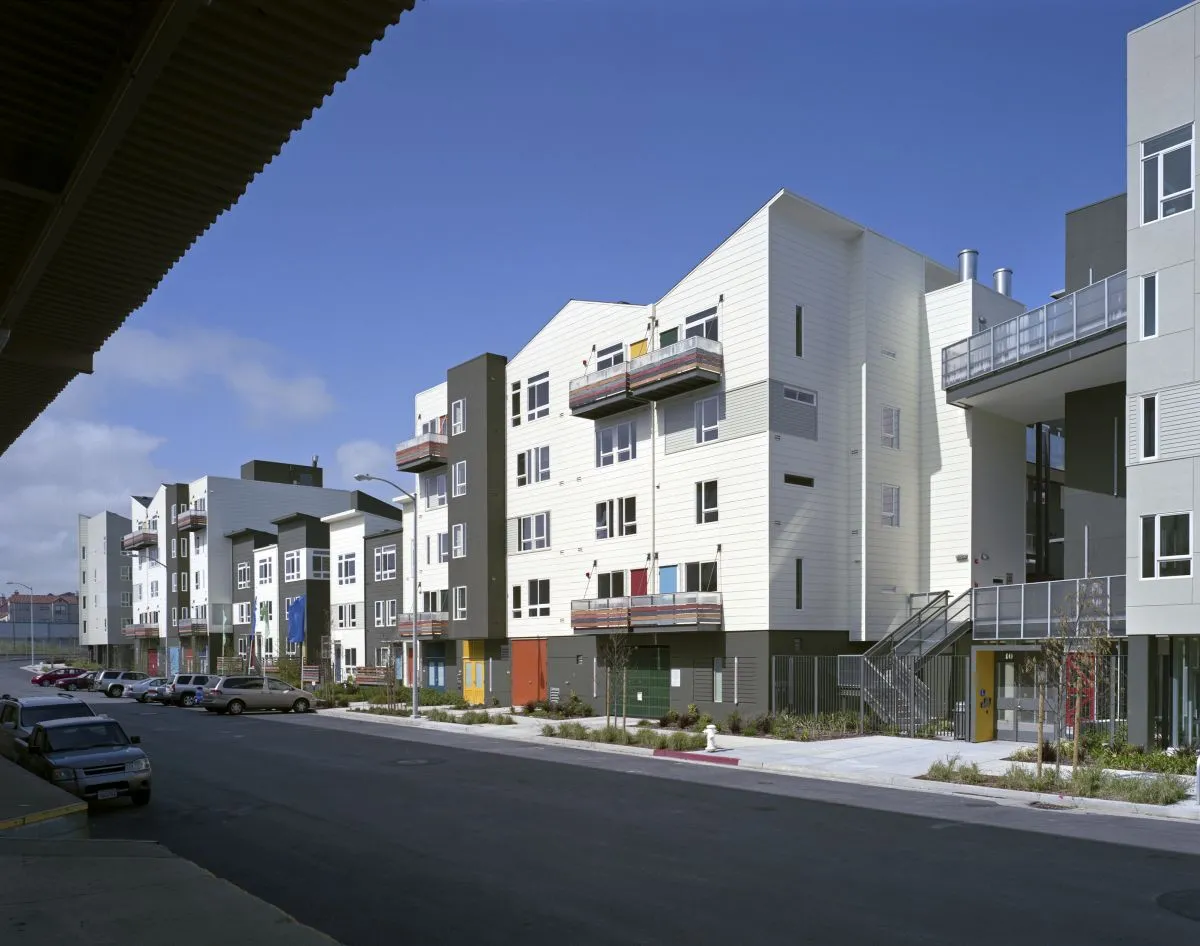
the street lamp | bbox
[7,581,33,668]
[355,472,420,718]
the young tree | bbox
[602,629,634,729]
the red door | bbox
[512,639,548,705]
[147,650,159,675]
[630,568,649,596]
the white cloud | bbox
[97,326,335,425]
[0,416,173,592]
[333,440,413,499]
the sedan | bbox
[30,667,87,688]
[125,677,170,703]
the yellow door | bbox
[463,641,486,705]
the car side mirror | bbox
[130,736,141,744]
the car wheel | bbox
[180,693,197,708]
[131,789,151,807]
[108,685,123,698]
[65,682,77,691]
[136,694,147,703]
[227,699,245,716]
[38,680,50,687]
[292,698,310,714]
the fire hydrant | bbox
[704,723,718,753]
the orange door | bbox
[512,640,548,705]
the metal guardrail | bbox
[972,575,1126,641]
[942,271,1127,388]
[570,592,723,630]
[894,590,972,661]
[863,591,949,659]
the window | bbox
[180,572,189,592]
[336,603,358,628]
[344,648,358,669]
[516,446,551,486]
[684,560,718,592]
[695,396,719,443]
[170,504,177,524]
[237,562,251,589]
[511,585,521,618]
[120,565,130,580]
[171,538,177,559]
[795,559,804,610]
[121,591,132,607]
[684,306,718,341]
[264,637,275,658]
[311,550,330,579]
[451,399,465,435]
[423,589,450,613]
[386,599,396,626]
[171,608,178,627]
[784,473,815,488]
[374,544,397,582]
[696,480,718,524]
[510,380,521,427]
[374,599,399,628]
[257,557,272,585]
[794,305,804,357]
[238,637,248,657]
[287,640,300,657]
[783,385,817,406]
[597,571,624,598]
[194,532,206,554]
[882,485,900,527]
[424,472,447,508]
[452,460,467,497]
[882,406,900,449]
[1142,124,1193,224]
[595,497,637,539]
[596,342,624,370]
[518,512,551,551]
[1142,273,1158,339]
[713,657,725,703]
[284,550,302,582]
[236,601,252,624]
[150,580,159,598]
[596,420,636,466]
[527,578,550,617]
[81,545,86,560]
[169,574,176,593]
[1141,394,1158,460]
[258,600,273,624]
[452,586,468,620]
[527,371,550,420]
[1141,512,1192,578]
[437,532,449,563]
[180,537,188,558]
[337,552,357,585]
[375,645,391,666]
[452,523,466,558]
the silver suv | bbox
[93,670,149,699]
[20,715,151,806]
[160,673,219,707]
[0,694,97,762]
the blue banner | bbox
[286,595,306,644]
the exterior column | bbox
[1127,635,1155,748]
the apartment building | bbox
[122,458,358,676]
[77,511,133,664]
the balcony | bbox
[121,527,158,552]
[123,622,160,639]
[392,612,449,637]
[571,592,723,632]
[394,432,448,473]
[569,363,640,419]
[972,575,1125,641]
[177,619,208,635]
[176,508,207,532]
[627,336,723,400]
[942,271,1127,391]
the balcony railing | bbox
[123,623,160,639]
[391,612,449,636]
[394,432,449,473]
[942,271,1127,389]
[972,575,1126,641]
[568,362,639,419]
[571,592,723,631]
[121,527,158,551]
[627,336,723,399]
[176,508,207,532]
[177,619,208,635]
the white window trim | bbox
[881,406,900,450]
[596,420,636,466]
[452,586,468,621]
[337,552,357,586]
[237,562,251,590]
[1141,124,1195,225]
[1142,511,1193,580]
[596,342,624,370]
[783,385,817,406]
[452,460,467,497]
[1142,273,1159,340]
[696,480,718,524]
[518,512,551,552]
[1140,393,1159,461]
[452,523,466,559]
[374,544,397,582]
[694,396,719,444]
[283,549,302,583]
[527,578,550,617]
[527,371,550,421]
[882,484,901,527]
[451,399,465,436]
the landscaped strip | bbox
[542,721,707,751]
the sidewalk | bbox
[325,707,1200,823]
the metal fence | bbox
[773,654,970,740]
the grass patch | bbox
[523,695,595,719]
[367,687,470,709]
[923,754,1190,805]
[423,708,515,725]
[542,722,707,751]
[655,706,861,741]
[1007,735,1199,776]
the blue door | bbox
[658,565,678,594]
[426,659,446,690]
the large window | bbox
[374,599,398,627]
[283,550,302,583]
[596,420,636,466]
[684,560,718,592]
[597,570,624,598]
[527,578,550,617]
[374,544,397,582]
[518,512,551,551]
[695,480,719,524]
[1142,124,1193,224]
[881,406,900,449]
[527,371,550,420]
[257,558,272,585]
[337,552,357,585]
[1141,512,1191,579]
[595,497,636,539]
[881,485,900,527]
[336,603,358,628]
[311,550,330,579]
[452,460,467,497]
[596,342,624,370]
[451,398,465,436]
[437,532,449,563]
[1141,394,1158,460]
[783,385,816,406]
[684,306,718,341]
[1142,273,1158,340]
[423,472,447,508]
[452,586,468,621]
[452,523,466,558]
[695,396,719,443]
[237,562,251,589]
[516,446,550,486]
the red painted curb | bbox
[652,749,740,766]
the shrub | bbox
[669,731,707,751]
[925,755,988,786]
[659,708,681,728]
[726,710,743,735]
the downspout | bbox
[649,303,658,594]
[860,361,867,641]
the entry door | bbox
[629,569,649,596]
[995,656,1049,743]
[658,566,678,594]
[463,642,486,705]
[147,649,159,675]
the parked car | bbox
[126,677,170,703]
[18,715,151,806]
[56,670,97,692]
[90,670,149,699]
[159,673,220,707]
[202,676,312,715]
[0,694,97,761]
[30,667,87,688]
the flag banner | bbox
[287,595,306,644]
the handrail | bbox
[568,361,629,394]
[863,591,949,658]
[395,431,448,451]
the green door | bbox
[609,645,670,719]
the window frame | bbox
[782,385,817,406]
[437,532,450,563]
[526,371,550,421]
[511,584,522,619]
[1142,273,1158,340]
[596,420,636,466]
[283,549,302,583]
[311,550,330,580]
[881,484,901,527]
[596,342,624,371]
[784,473,815,488]
[452,586,468,621]
[596,570,625,599]
[794,305,804,357]
[1140,393,1158,461]
[527,578,550,617]
[452,460,467,497]
[795,559,804,610]
[452,523,466,559]
[518,512,551,552]
[510,380,521,427]
[683,306,719,341]
[881,406,900,450]
[450,399,465,436]
[695,480,719,524]
[684,560,718,593]
[374,544,397,582]
[1142,124,1194,225]
[695,395,719,444]
[1141,511,1192,579]
[336,552,357,586]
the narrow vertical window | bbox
[1141,394,1157,460]
[1142,274,1158,339]
[795,305,804,357]
[795,559,803,609]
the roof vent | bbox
[958,249,978,282]
[993,268,1012,297]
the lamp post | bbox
[355,473,419,719]
[8,582,33,667]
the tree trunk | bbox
[604,658,611,728]
[1036,679,1045,780]
[1072,677,1084,770]
[622,668,628,730]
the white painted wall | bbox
[77,511,131,647]
[252,545,279,660]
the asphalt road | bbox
[6,660,1200,945]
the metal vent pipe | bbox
[958,249,978,282]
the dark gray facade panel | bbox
[1064,383,1126,497]
[1064,194,1127,295]
[547,635,601,707]
[365,528,403,662]
[240,459,324,488]
[1127,635,1154,748]
[446,352,508,640]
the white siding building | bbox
[77,510,133,663]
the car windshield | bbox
[23,704,94,726]
[45,721,130,752]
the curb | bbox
[0,799,88,832]
[653,749,739,766]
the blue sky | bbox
[0,0,1178,589]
